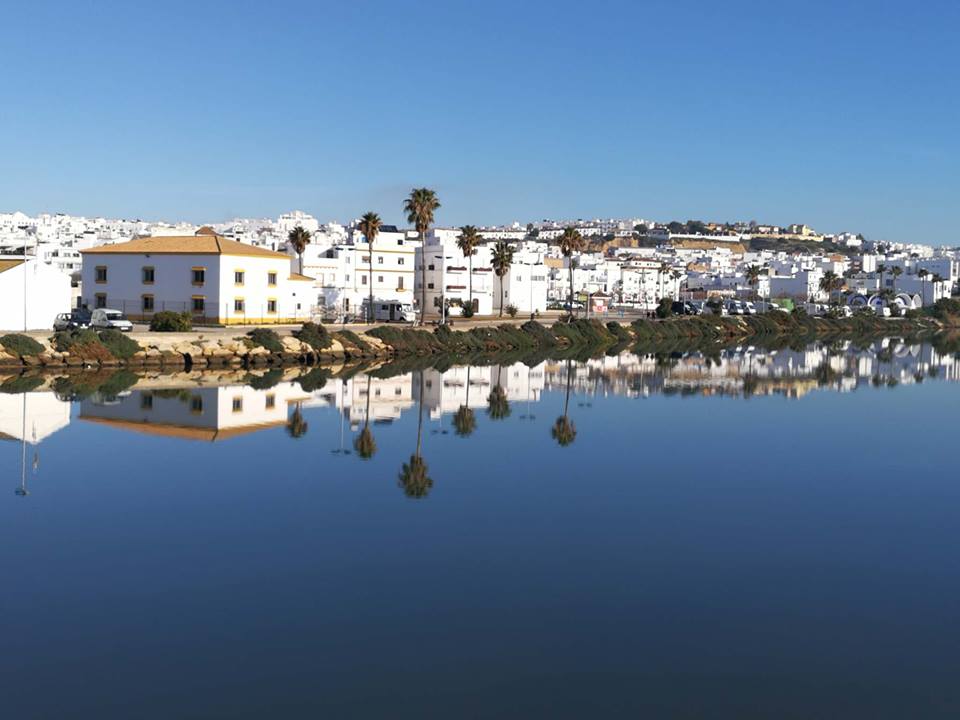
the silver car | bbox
[90,308,134,332]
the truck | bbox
[361,299,417,323]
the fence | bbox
[82,298,315,327]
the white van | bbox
[362,300,416,323]
[90,308,134,332]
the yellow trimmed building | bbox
[80,229,314,325]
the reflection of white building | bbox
[79,382,311,441]
[420,362,545,419]
[0,391,71,442]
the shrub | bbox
[0,333,44,357]
[293,322,331,351]
[98,329,140,359]
[246,328,284,353]
[655,298,673,319]
[51,329,114,362]
[506,304,518,318]
[461,305,474,318]
[334,330,371,353]
[297,366,332,392]
[246,368,284,390]
[0,374,45,393]
[149,311,192,332]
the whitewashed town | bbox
[0,207,957,331]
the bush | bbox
[51,329,114,362]
[149,311,192,332]
[246,368,283,390]
[0,333,44,357]
[246,328,284,353]
[655,298,673,319]
[293,322,331,351]
[98,329,140,359]
[334,330,371,353]
[461,305,475,318]
[506,304,518,318]
[0,374,45,393]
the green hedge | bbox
[1,333,44,357]
[149,311,192,332]
[293,322,332,351]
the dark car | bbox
[53,309,92,331]
[671,301,701,316]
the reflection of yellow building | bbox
[79,382,311,441]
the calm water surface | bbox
[2,341,959,718]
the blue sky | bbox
[2,0,958,242]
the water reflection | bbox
[2,337,959,500]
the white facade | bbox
[0,257,73,331]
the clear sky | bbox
[2,0,958,242]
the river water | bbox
[2,339,959,718]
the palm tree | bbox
[551,359,577,447]
[491,241,514,317]
[404,188,441,325]
[671,270,683,301]
[286,403,308,439]
[353,375,377,458]
[745,265,761,300]
[287,225,312,276]
[819,270,842,305]
[876,263,887,293]
[891,266,903,292]
[453,366,476,437]
[918,268,929,305]
[659,261,671,303]
[358,212,382,324]
[456,225,481,314]
[399,371,432,498]
[557,227,585,320]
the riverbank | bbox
[0,311,955,372]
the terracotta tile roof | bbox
[81,235,290,259]
[0,259,26,274]
[288,272,314,281]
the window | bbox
[192,268,205,285]
[267,298,277,314]
[398,257,405,265]
[234,298,245,313]
[140,393,153,410]
[141,295,154,312]
[232,397,243,413]
[427,282,434,289]
[361,275,367,285]
[265,394,276,409]
[95,266,107,283]
[190,395,203,414]
[142,266,155,284]
[378,275,384,283]
[378,256,384,264]
[192,296,205,313]
[362,255,370,263]
[95,293,107,308]
[234,270,245,285]
[268,271,277,286]
[428,264,435,271]
[397,277,404,290]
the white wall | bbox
[0,259,73,330]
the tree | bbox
[633,223,648,235]
[491,241,514,317]
[286,403,308,439]
[819,270,842,305]
[399,372,432,498]
[287,225,312,276]
[876,263,887,293]
[557,227,585,320]
[353,375,377,458]
[551,359,577,447]
[745,265,761,300]
[358,212,382,324]
[891,266,903,291]
[404,188,441,325]
[659,262,671,303]
[456,225,481,314]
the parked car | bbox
[90,308,133,332]
[671,301,701,315]
[53,309,93,331]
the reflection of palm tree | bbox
[551,359,577,447]
[353,375,377,458]
[399,372,433,498]
[453,366,476,437]
[286,402,308,439]
[487,366,510,420]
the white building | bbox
[0,257,73,330]
[80,230,314,324]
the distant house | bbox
[79,230,313,324]
[0,256,72,330]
